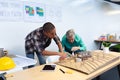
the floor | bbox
[93,66,120,80]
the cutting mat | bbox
[56,51,119,74]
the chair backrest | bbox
[46,55,60,64]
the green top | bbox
[61,34,86,53]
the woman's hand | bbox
[71,47,80,51]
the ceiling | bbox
[104,0,120,4]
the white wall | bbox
[0,0,120,56]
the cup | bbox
[75,58,81,62]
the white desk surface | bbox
[13,55,37,68]
[0,55,37,74]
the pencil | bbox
[59,68,65,74]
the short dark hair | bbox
[43,22,55,32]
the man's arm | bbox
[57,41,64,52]
[42,41,66,59]
[42,50,62,56]
[41,41,65,56]
[53,35,64,52]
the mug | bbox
[75,58,81,62]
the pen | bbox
[59,68,65,74]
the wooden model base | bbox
[56,51,119,74]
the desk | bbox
[94,40,120,50]
[5,50,120,80]
[0,55,37,74]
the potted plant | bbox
[102,41,111,53]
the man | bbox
[62,29,86,54]
[25,22,66,67]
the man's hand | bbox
[71,47,80,51]
[58,52,67,60]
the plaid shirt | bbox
[25,27,60,54]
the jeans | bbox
[26,52,46,68]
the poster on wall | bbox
[0,0,23,21]
[0,0,62,23]
[23,2,46,23]
[46,4,62,22]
